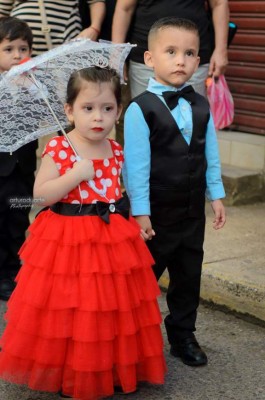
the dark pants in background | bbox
[0,165,35,280]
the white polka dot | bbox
[70,155,76,162]
[103,159,110,167]
[113,141,119,147]
[109,199,115,203]
[56,163,62,170]
[49,139,57,147]
[62,140,69,148]
[81,190,89,199]
[105,178,113,187]
[114,150,120,156]
[71,200,80,204]
[96,169,103,178]
[48,150,55,157]
[111,167,118,176]
[92,199,97,204]
[59,150,67,160]
[115,188,120,196]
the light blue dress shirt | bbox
[123,78,225,216]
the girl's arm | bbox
[34,154,94,206]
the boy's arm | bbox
[211,199,226,229]
[123,102,151,216]
[123,105,155,241]
[205,113,225,201]
[205,113,226,229]
[135,215,155,241]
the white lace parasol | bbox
[0,39,134,152]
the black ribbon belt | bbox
[50,196,130,224]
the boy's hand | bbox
[134,215,155,241]
[211,199,226,230]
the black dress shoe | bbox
[0,278,16,301]
[170,337,208,366]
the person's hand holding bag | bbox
[206,75,234,130]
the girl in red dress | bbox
[0,67,166,399]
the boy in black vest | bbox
[123,17,226,366]
[0,17,37,301]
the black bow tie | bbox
[162,85,196,110]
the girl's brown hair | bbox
[66,67,122,106]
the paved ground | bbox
[159,202,265,323]
[0,293,264,400]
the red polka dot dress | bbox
[0,137,166,400]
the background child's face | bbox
[0,38,31,73]
[144,27,200,88]
[64,80,122,143]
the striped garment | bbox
[0,0,104,55]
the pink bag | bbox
[206,75,234,130]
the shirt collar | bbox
[147,77,188,95]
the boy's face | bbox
[0,38,31,73]
[144,27,200,88]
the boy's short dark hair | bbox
[148,17,200,47]
[0,16,33,49]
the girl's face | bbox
[64,80,122,143]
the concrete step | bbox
[222,164,265,206]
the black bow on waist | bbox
[162,85,196,110]
[95,197,130,224]
[50,196,130,224]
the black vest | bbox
[133,91,210,225]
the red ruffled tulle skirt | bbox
[0,210,166,399]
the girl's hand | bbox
[211,199,226,230]
[72,159,95,182]
[134,215,155,241]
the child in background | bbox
[123,17,226,367]
[0,66,166,399]
[0,16,37,301]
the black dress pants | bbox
[0,166,35,280]
[147,216,206,344]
